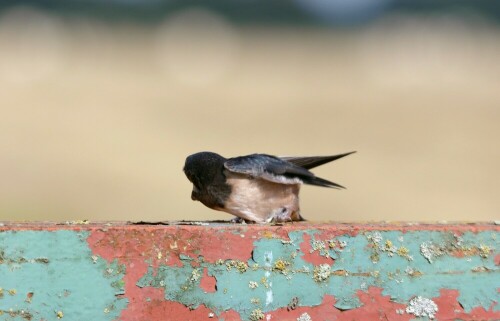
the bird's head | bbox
[183,152,226,201]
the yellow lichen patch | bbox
[56,311,64,319]
[250,297,260,305]
[370,252,380,263]
[405,266,423,277]
[397,246,409,256]
[225,260,248,273]
[452,244,492,259]
[313,264,331,282]
[8,289,16,296]
[236,261,248,273]
[273,259,290,273]
[249,308,265,321]
[261,277,269,288]
[478,244,491,258]
[190,268,201,283]
[397,246,413,260]
[410,270,423,277]
[415,270,424,277]
[261,231,275,239]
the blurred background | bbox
[0,1,499,222]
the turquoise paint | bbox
[0,231,127,320]
[138,230,499,320]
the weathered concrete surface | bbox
[0,222,498,321]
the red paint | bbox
[343,287,412,321]
[495,254,500,266]
[195,229,255,263]
[268,287,500,321]
[81,224,500,321]
[199,268,216,293]
[2,221,499,234]
[299,233,334,265]
[87,226,258,267]
[267,288,412,321]
[433,289,500,321]
[130,298,222,321]
[268,294,340,320]
[87,227,250,321]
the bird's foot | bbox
[230,216,244,224]
[230,217,255,224]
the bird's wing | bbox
[280,151,356,170]
[224,154,344,188]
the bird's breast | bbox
[223,173,300,223]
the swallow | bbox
[183,151,355,223]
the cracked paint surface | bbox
[1,223,499,321]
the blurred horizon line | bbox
[1,1,499,27]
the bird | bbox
[183,151,355,223]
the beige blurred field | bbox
[0,7,499,222]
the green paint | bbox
[138,230,499,320]
[0,231,127,320]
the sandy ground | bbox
[0,8,499,222]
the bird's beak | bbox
[191,185,199,201]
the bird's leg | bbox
[230,216,255,224]
[230,216,244,223]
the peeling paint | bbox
[0,223,498,321]
[0,231,127,320]
[131,229,499,319]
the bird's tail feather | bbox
[281,151,356,170]
[300,175,346,189]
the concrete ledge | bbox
[0,222,498,321]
